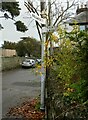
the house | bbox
[68,3,88,30]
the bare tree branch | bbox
[53,0,75,26]
[24,1,39,16]
[36,21,42,41]
[24,2,32,13]
[24,0,77,41]
[24,1,42,41]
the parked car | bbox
[21,59,35,68]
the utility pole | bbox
[40,0,46,111]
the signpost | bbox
[42,26,58,33]
[25,12,46,25]
[24,0,47,111]
[30,12,46,25]
[26,1,55,111]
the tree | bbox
[2,37,41,58]
[16,41,26,57]
[16,37,41,57]
[24,0,77,41]
[0,2,28,32]
[2,41,17,49]
[2,2,21,19]
[14,21,28,32]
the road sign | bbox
[42,26,48,33]
[42,26,58,33]
[47,26,58,32]
[30,12,46,24]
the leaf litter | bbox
[6,98,45,120]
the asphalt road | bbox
[2,68,41,118]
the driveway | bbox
[2,68,41,118]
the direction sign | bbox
[47,26,58,31]
[30,12,46,24]
[42,26,58,33]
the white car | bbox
[21,59,35,68]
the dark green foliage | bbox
[2,2,21,19]
[16,41,26,57]
[2,41,17,49]
[14,21,28,32]
[2,37,41,58]
[1,2,28,32]
[16,37,41,57]
[69,30,88,101]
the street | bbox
[2,68,41,118]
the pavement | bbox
[2,68,41,118]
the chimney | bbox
[87,1,88,7]
[76,3,88,14]
[77,5,79,9]
[85,4,87,8]
[81,3,83,8]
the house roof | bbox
[68,10,88,25]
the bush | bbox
[45,26,88,119]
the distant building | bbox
[0,48,17,57]
[68,3,88,30]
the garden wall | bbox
[1,57,25,71]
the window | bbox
[80,25,85,30]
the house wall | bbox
[0,48,17,57]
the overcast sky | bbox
[0,0,40,47]
[0,0,88,47]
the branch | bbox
[25,2,35,13]
[24,1,39,16]
[36,21,42,41]
[48,1,52,26]
[55,103,86,120]
[51,0,56,6]
[24,2,32,13]
[53,0,75,26]
[24,1,42,41]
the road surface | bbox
[2,68,41,118]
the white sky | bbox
[0,0,39,46]
[0,0,88,47]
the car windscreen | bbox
[25,59,30,62]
